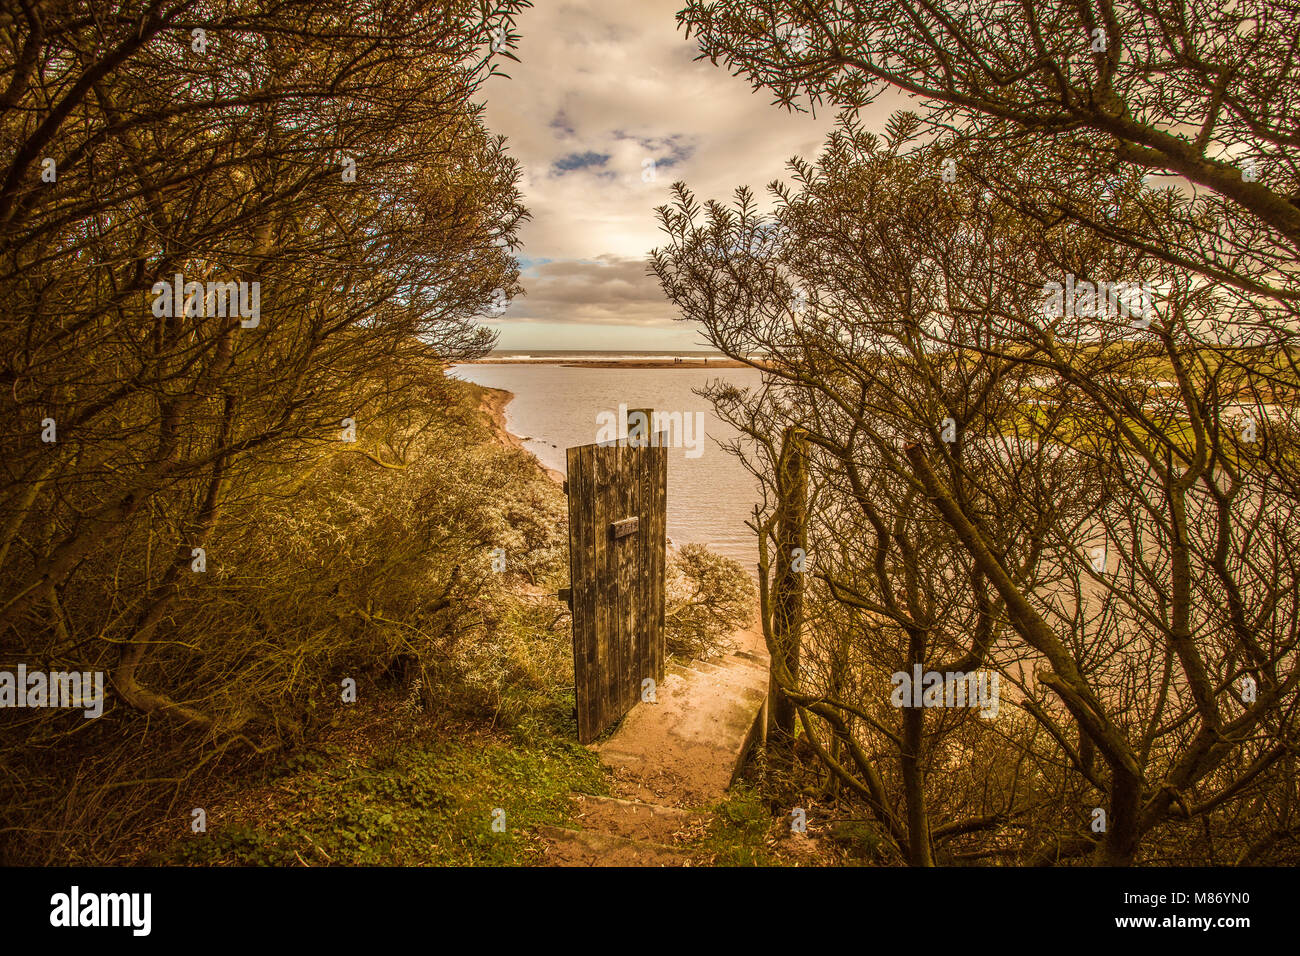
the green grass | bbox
[159,711,609,867]
[698,783,780,866]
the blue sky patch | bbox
[552,150,611,174]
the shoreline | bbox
[476,384,565,485]
[463,358,757,369]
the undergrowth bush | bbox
[0,374,572,864]
[664,543,755,659]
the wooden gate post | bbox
[768,425,807,764]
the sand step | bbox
[724,649,768,671]
[669,651,767,678]
[568,793,712,845]
[538,825,695,867]
[595,628,770,807]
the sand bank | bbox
[476,384,565,485]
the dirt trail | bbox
[541,626,769,866]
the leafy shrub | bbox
[664,543,755,659]
[0,374,574,863]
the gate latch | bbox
[610,517,639,538]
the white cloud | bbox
[479,0,853,342]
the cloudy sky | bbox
[477,0,847,351]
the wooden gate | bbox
[564,410,668,743]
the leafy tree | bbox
[653,111,1300,865]
[0,0,529,725]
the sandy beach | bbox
[476,384,565,485]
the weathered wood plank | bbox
[596,445,614,733]
[625,409,651,713]
[648,442,667,686]
[567,444,592,741]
